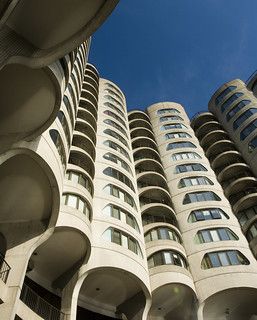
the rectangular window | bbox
[218,252,230,266]
[164,252,172,264]
[210,230,220,242]
[202,230,212,243]
[209,253,220,267]
[67,195,77,208]
[113,230,121,245]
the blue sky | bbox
[90,0,257,118]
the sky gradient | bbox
[90,0,257,118]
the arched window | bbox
[233,108,257,130]
[226,100,251,121]
[175,163,207,173]
[161,123,187,130]
[104,184,136,209]
[215,86,237,105]
[103,228,142,257]
[147,250,187,269]
[104,110,127,128]
[195,228,238,243]
[65,170,93,195]
[103,204,140,232]
[62,193,91,220]
[165,132,192,139]
[103,152,132,174]
[183,191,221,204]
[167,141,196,150]
[157,108,180,115]
[104,129,128,147]
[104,89,124,104]
[104,119,128,138]
[160,115,183,122]
[240,118,257,140]
[188,208,229,223]
[221,92,244,113]
[178,176,213,188]
[103,140,131,161]
[171,152,201,161]
[104,102,124,117]
[201,250,249,269]
[145,227,181,243]
[103,167,135,192]
[49,129,66,169]
[104,95,124,111]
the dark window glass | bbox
[240,119,257,140]
[226,100,251,121]
[221,92,244,113]
[233,108,257,130]
[215,86,237,105]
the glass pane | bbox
[103,229,112,241]
[227,251,240,265]
[218,229,230,240]
[209,253,220,267]
[202,230,212,243]
[210,230,220,242]
[78,199,85,212]
[67,195,77,208]
[218,252,230,266]
[113,230,121,245]
[164,252,172,264]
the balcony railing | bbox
[20,284,65,320]
[0,253,11,283]
[229,187,257,205]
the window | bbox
[195,228,238,243]
[233,108,257,130]
[106,83,123,98]
[160,115,183,122]
[103,228,142,256]
[167,141,196,150]
[103,152,132,174]
[165,132,192,139]
[221,92,244,113]
[183,191,221,204]
[49,129,66,169]
[62,193,91,219]
[103,140,131,161]
[215,86,237,105]
[67,83,77,108]
[104,119,128,138]
[104,102,124,117]
[147,250,187,269]
[238,206,257,226]
[201,250,249,269]
[171,152,201,161]
[104,95,124,110]
[248,136,257,152]
[57,111,71,146]
[103,167,135,192]
[65,170,93,195]
[161,123,187,130]
[104,184,136,208]
[142,214,176,226]
[188,208,229,223]
[145,227,181,243]
[175,163,207,173]
[104,110,127,128]
[104,129,128,147]
[178,176,214,188]
[63,95,74,126]
[104,89,124,104]
[157,108,180,115]
[246,222,257,241]
[103,204,140,232]
[226,100,251,121]
[240,119,257,141]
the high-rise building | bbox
[1,41,257,320]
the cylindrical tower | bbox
[147,102,257,320]
[129,108,197,320]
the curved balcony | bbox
[128,110,150,122]
[75,120,96,145]
[72,132,96,161]
[132,136,158,152]
[0,61,63,152]
[195,120,223,139]
[133,147,162,164]
[218,163,251,182]
[83,75,99,92]
[130,127,156,141]
[85,64,100,82]
[191,111,216,131]
[0,1,119,67]
[137,172,169,191]
[139,187,172,209]
[213,151,244,173]
[213,151,245,175]
[77,109,97,132]
[223,175,257,197]
[82,81,98,98]
[80,90,98,110]
[201,130,229,150]
[135,158,165,176]
[229,187,257,213]
[206,140,236,159]
[129,118,152,131]
[142,204,178,229]
[79,98,97,120]
[69,149,95,180]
